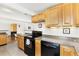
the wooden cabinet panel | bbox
[35,38,41,56]
[32,4,75,27]
[32,15,39,23]
[20,36,24,50]
[45,6,59,28]
[17,35,24,50]
[0,35,7,45]
[73,4,79,27]
[39,12,47,22]
[45,4,63,28]
[32,12,46,23]
[62,4,73,26]
[60,45,77,56]
[11,24,17,32]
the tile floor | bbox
[0,40,27,56]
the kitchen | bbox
[0,3,79,56]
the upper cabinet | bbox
[39,12,47,21]
[32,3,79,27]
[32,12,46,23]
[45,5,59,28]
[32,14,39,23]
[62,4,73,27]
[32,4,63,28]
[10,24,17,32]
[45,4,64,28]
[73,4,79,27]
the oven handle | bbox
[42,44,58,49]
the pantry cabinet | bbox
[11,24,17,32]
[73,4,79,27]
[62,4,73,27]
[17,35,24,50]
[60,45,77,56]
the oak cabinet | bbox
[62,4,73,27]
[11,24,17,32]
[45,4,73,27]
[0,35,7,45]
[73,4,79,27]
[17,35,24,50]
[32,4,79,27]
[32,15,39,23]
[35,37,41,56]
[45,6,60,28]
[60,45,77,56]
[39,12,47,22]
[32,12,46,23]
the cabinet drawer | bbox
[60,45,77,56]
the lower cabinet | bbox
[17,35,78,56]
[35,37,41,56]
[17,35,24,50]
[60,45,77,56]
[35,40,77,56]
[0,35,7,45]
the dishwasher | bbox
[41,40,60,56]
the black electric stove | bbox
[24,31,42,56]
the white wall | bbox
[33,23,79,38]
[17,15,32,34]
[0,14,32,35]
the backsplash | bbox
[33,23,79,38]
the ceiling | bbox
[0,3,57,15]
[0,3,58,22]
[18,3,57,13]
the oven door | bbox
[25,38,32,49]
[24,37,35,56]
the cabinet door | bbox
[2,35,7,44]
[73,4,79,27]
[32,15,38,23]
[39,12,47,22]
[18,36,24,50]
[32,13,46,23]
[17,37,20,47]
[60,45,77,56]
[20,36,24,50]
[35,38,41,56]
[0,35,2,44]
[18,39,21,48]
[0,35,7,45]
[13,24,17,31]
[11,24,17,32]
[45,5,60,28]
[62,4,73,26]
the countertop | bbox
[42,35,79,55]
[0,33,7,35]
